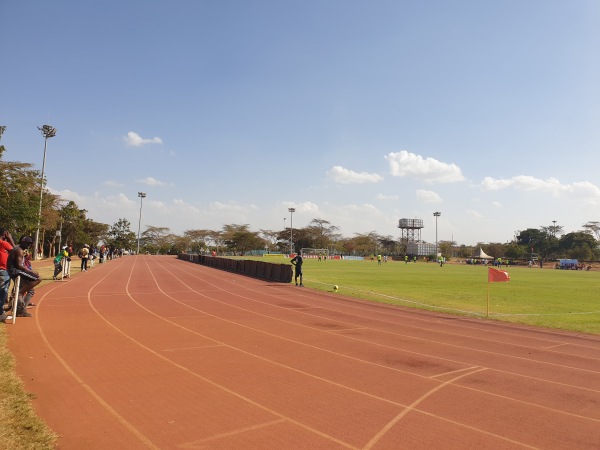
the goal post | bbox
[300,248,329,259]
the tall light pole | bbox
[288,207,295,255]
[283,217,287,250]
[34,125,57,259]
[137,192,146,254]
[433,212,441,257]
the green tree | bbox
[183,229,213,253]
[259,229,280,252]
[221,224,265,254]
[0,147,43,235]
[306,219,340,249]
[377,235,398,255]
[108,218,136,251]
[503,242,527,260]
[439,240,455,259]
[517,228,556,259]
[141,226,171,254]
[582,221,600,240]
[339,232,379,256]
[558,232,599,260]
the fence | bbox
[178,254,293,283]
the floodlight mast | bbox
[137,192,147,254]
[433,212,441,258]
[34,125,57,259]
[288,208,295,255]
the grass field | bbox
[281,258,600,335]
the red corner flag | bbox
[488,267,510,283]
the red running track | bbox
[8,255,600,449]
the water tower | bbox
[398,218,424,243]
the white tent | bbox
[476,247,493,259]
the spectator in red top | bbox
[0,228,15,322]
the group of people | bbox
[1,227,122,322]
[1,229,42,321]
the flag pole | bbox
[485,280,490,319]
[486,268,490,318]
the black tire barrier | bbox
[178,254,293,283]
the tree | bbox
[516,228,556,258]
[503,242,527,260]
[141,226,171,254]
[107,218,136,251]
[558,232,599,260]
[184,229,213,253]
[306,219,340,249]
[582,221,600,240]
[259,229,280,252]
[340,232,379,256]
[0,147,43,235]
[221,224,265,254]
[439,240,455,258]
[377,235,398,255]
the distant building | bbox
[407,242,437,256]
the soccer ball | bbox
[333,285,339,291]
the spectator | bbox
[53,246,68,280]
[22,250,36,307]
[0,228,15,322]
[6,236,41,318]
[80,244,90,271]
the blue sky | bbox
[2,1,600,246]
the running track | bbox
[8,255,600,449]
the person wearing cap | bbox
[53,245,69,280]
[80,244,90,271]
[0,228,16,322]
[6,236,41,318]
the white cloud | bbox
[492,201,502,208]
[415,189,442,203]
[103,180,124,188]
[136,177,168,186]
[283,201,319,214]
[377,193,399,201]
[326,166,384,184]
[481,176,600,199]
[123,131,163,147]
[466,209,484,219]
[209,201,259,213]
[385,151,465,183]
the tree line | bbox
[1,132,599,260]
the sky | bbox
[2,1,600,246]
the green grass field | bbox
[283,258,600,335]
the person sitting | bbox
[6,236,41,317]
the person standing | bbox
[53,246,68,280]
[0,229,15,322]
[80,244,90,271]
[290,252,304,287]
